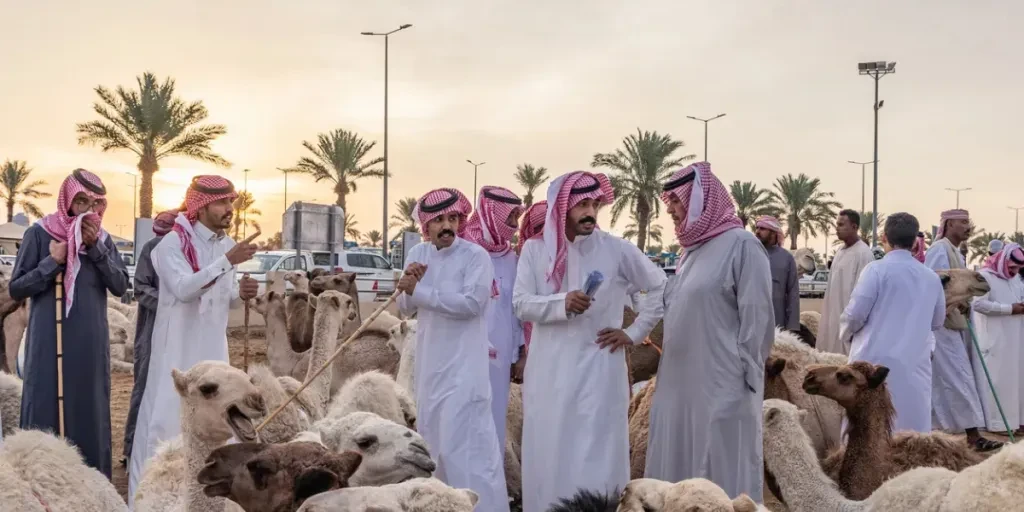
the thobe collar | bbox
[193,221,226,244]
[568,232,596,254]
[887,249,914,259]
[430,236,463,257]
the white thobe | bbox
[514,231,666,512]
[486,250,525,455]
[644,228,774,502]
[971,270,1024,432]
[398,237,509,512]
[926,238,985,432]
[840,250,945,433]
[819,240,874,355]
[128,222,240,506]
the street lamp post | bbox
[945,187,972,209]
[277,167,291,213]
[685,113,726,161]
[466,160,486,194]
[362,23,413,259]
[125,172,137,219]
[847,160,877,214]
[1009,206,1024,234]
[858,60,896,246]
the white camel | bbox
[297,477,479,512]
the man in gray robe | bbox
[9,169,128,478]
[754,215,800,332]
[121,210,176,466]
[644,162,775,502]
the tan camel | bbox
[252,291,305,380]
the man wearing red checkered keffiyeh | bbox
[754,215,801,332]
[644,161,774,502]
[513,171,667,512]
[128,175,260,502]
[515,200,547,355]
[9,168,129,479]
[397,187,510,511]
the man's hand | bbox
[512,354,527,384]
[596,328,632,353]
[406,262,428,280]
[398,264,427,296]
[226,232,260,265]
[49,241,68,265]
[1013,303,1024,315]
[239,273,259,300]
[565,290,592,315]
[81,219,100,247]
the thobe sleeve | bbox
[134,243,160,311]
[85,235,129,296]
[618,241,667,344]
[839,263,880,346]
[924,245,950,271]
[972,286,1013,316]
[152,237,234,303]
[407,248,492,320]
[513,242,570,324]
[785,254,800,331]
[734,239,776,394]
[9,227,63,300]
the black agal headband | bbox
[483,189,523,206]
[190,176,235,195]
[662,171,696,192]
[72,168,106,195]
[420,189,459,214]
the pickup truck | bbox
[799,269,829,298]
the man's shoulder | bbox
[23,223,47,240]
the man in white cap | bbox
[989,238,1005,257]
[754,215,800,332]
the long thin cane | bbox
[242,272,251,372]
[967,319,1015,443]
[255,290,400,433]
[54,273,65,439]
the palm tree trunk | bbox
[789,218,799,250]
[636,200,651,252]
[137,153,158,219]
[739,213,749,229]
[6,200,13,223]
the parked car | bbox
[0,255,15,267]
[237,250,315,295]
[799,269,829,298]
[322,250,398,301]
[119,251,136,302]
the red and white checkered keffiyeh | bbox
[37,169,109,315]
[173,175,238,272]
[464,186,524,255]
[660,162,743,249]
[516,200,547,255]
[754,215,784,242]
[412,188,473,238]
[912,233,926,263]
[543,171,615,291]
[937,209,970,239]
[983,243,1024,280]
[153,209,179,236]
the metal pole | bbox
[861,163,865,213]
[703,122,709,161]
[243,169,249,238]
[382,34,389,259]
[871,76,880,247]
[467,160,485,194]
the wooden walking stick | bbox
[54,273,65,439]
[255,289,401,433]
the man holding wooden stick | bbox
[398,187,509,512]
[9,169,128,478]
[128,175,258,504]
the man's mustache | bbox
[578,217,596,225]
[438,229,455,238]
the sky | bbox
[2,0,1022,255]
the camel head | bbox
[197,441,362,512]
[296,477,479,511]
[171,361,267,444]
[618,478,671,511]
[801,361,889,409]
[253,290,285,317]
[763,356,791,403]
[938,269,991,329]
[315,412,436,486]
[791,248,817,275]
[310,272,357,297]
[317,290,358,324]
[662,478,760,512]
[387,319,418,354]
[282,271,310,293]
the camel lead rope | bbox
[55,273,65,439]
[242,272,251,373]
[967,319,1015,443]
[255,289,402,433]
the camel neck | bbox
[309,311,341,413]
[182,418,228,512]
[840,390,894,499]
[768,427,864,512]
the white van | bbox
[311,250,398,301]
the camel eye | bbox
[355,435,378,450]
[837,373,852,384]
[198,383,219,397]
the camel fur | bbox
[312,411,436,486]
[937,269,990,330]
[326,370,416,429]
[253,291,305,380]
[0,371,21,436]
[296,477,479,512]
[803,361,984,500]
[791,247,817,276]
[800,311,820,339]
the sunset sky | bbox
[2,0,1022,253]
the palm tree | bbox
[388,197,419,240]
[514,164,550,207]
[667,243,681,255]
[768,174,842,250]
[592,129,694,251]
[291,129,385,212]
[858,212,886,245]
[623,222,663,246]
[258,231,282,250]
[363,230,383,248]
[0,160,50,221]
[230,191,261,240]
[969,231,1005,264]
[1011,232,1024,245]
[75,72,229,218]
[343,212,361,240]
[729,181,778,229]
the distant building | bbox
[0,222,26,255]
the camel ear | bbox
[462,489,479,507]
[766,357,786,378]
[329,294,342,309]
[294,468,339,501]
[346,273,356,285]
[246,458,276,490]
[171,368,189,396]
[939,274,951,287]
[868,365,890,388]
[399,320,408,336]
[267,291,277,301]
[732,494,758,512]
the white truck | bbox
[799,269,829,298]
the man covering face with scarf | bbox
[128,175,260,503]
[512,171,665,512]
[644,162,774,502]
[10,168,129,478]
[398,187,510,512]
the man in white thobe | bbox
[514,171,666,512]
[971,243,1024,433]
[644,162,774,501]
[398,187,509,512]
[128,176,259,504]
[463,185,526,455]
[839,213,945,433]
[819,209,875,355]
[926,209,1002,451]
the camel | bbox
[132,361,267,512]
[4,303,26,373]
[253,291,305,380]
[791,247,817,276]
[296,477,479,512]
[800,311,820,339]
[197,441,363,512]
[616,477,764,512]
[0,370,21,435]
[326,370,416,429]
[802,361,985,499]
[386,319,417,398]
[311,411,436,486]
[282,271,310,294]
[937,268,991,330]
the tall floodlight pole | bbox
[242,168,250,238]
[362,24,413,259]
[945,187,972,209]
[466,160,486,194]
[858,60,896,246]
[847,160,876,214]
[686,113,726,161]
[277,167,292,213]
[1009,206,1024,234]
